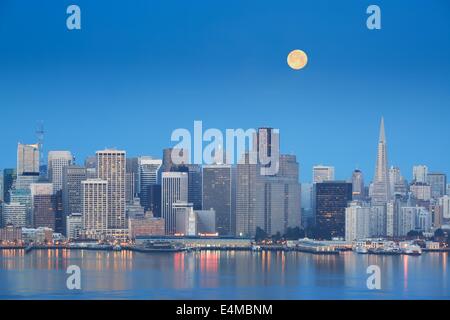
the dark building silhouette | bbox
[315,181,352,240]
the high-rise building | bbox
[371,118,391,205]
[202,164,233,235]
[410,182,431,201]
[2,203,27,227]
[351,169,365,200]
[138,157,162,209]
[315,181,352,239]
[96,149,126,230]
[345,201,371,241]
[262,155,301,235]
[17,143,40,176]
[253,127,280,176]
[413,165,428,183]
[439,195,450,220]
[82,179,108,238]
[66,213,83,240]
[235,154,264,237]
[427,172,447,199]
[370,205,387,237]
[2,169,16,203]
[162,148,187,172]
[313,165,335,183]
[186,164,202,210]
[62,166,87,216]
[301,183,313,227]
[9,189,32,227]
[174,202,197,236]
[389,166,408,197]
[161,172,188,234]
[47,151,74,193]
[30,183,56,230]
[126,157,139,201]
[143,184,161,217]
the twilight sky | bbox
[0,0,449,182]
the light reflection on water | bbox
[0,249,448,300]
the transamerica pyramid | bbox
[371,117,391,204]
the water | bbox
[0,249,448,299]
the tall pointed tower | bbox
[371,117,391,204]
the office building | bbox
[161,172,188,234]
[82,179,108,238]
[62,166,87,216]
[17,143,40,176]
[345,201,371,241]
[252,127,280,176]
[313,165,335,184]
[315,181,352,239]
[351,169,365,200]
[66,213,83,240]
[427,172,447,199]
[413,165,428,183]
[202,164,233,235]
[2,203,27,228]
[47,151,74,192]
[235,154,264,237]
[97,149,126,230]
[30,183,56,229]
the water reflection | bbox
[0,249,448,299]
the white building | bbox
[97,149,126,230]
[82,179,108,238]
[162,172,188,235]
[312,165,335,183]
[66,213,83,240]
[345,201,370,241]
[48,151,74,192]
[439,195,450,220]
[138,157,162,194]
[17,143,39,176]
[2,203,27,227]
[413,165,428,183]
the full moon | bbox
[287,49,308,70]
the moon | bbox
[287,49,308,70]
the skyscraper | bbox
[351,169,365,200]
[82,179,108,238]
[253,127,280,176]
[138,157,162,210]
[161,172,188,234]
[371,118,391,205]
[427,172,447,199]
[313,165,335,183]
[413,165,428,183]
[202,164,233,235]
[30,183,56,229]
[48,151,74,193]
[96,150,126,230]
[235,153,264,237]
[2,169,16,203]
[262,155,301,235]
[2,202,27,228]
[17,143,40,176]
[345,201,371,241]
[315,181,352,239]
[62,166,87,216]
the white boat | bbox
[355,246,368,254]
[403,244,422,256]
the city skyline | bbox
[1,118,448,184]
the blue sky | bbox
[0,0,449,182]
